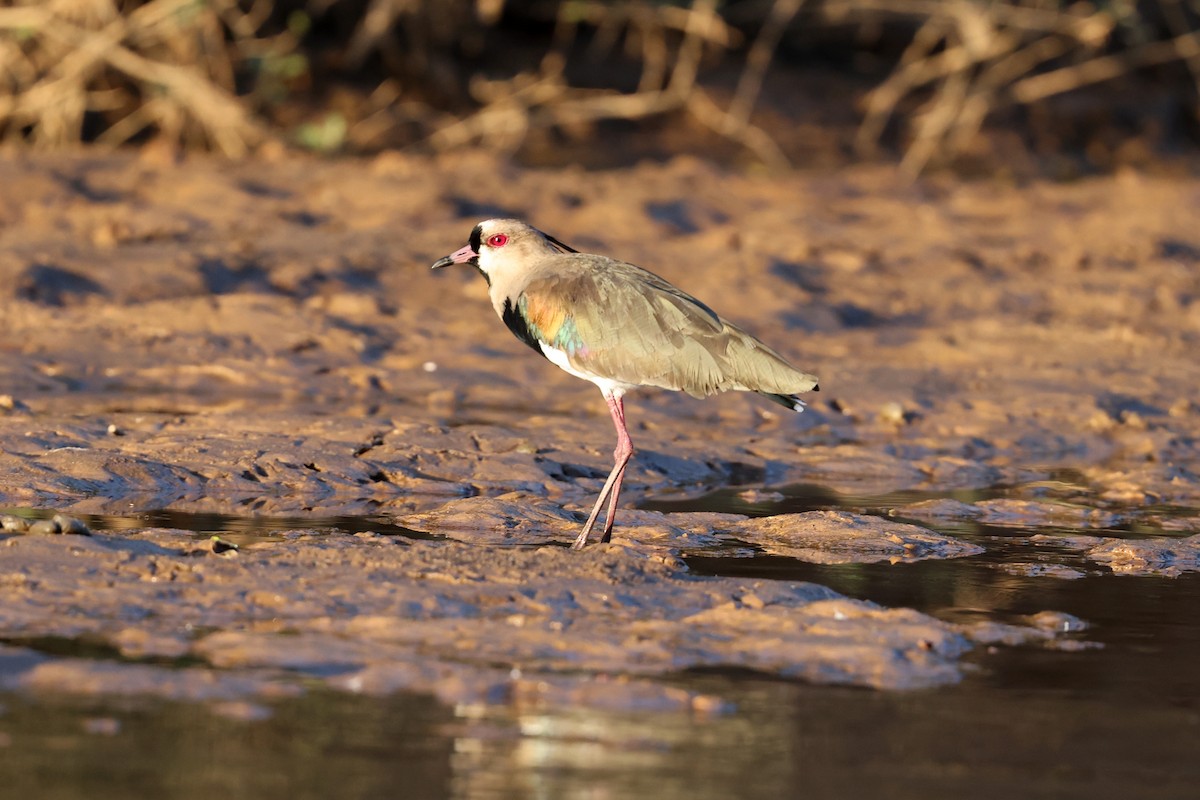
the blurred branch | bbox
[427,0,792,166]
[842,0,1174,175]
[726,0,805,130]
[1,0,1198,172]
[1012,31,1200,104]
[0,0,276,154]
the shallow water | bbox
[2,486,1199,799]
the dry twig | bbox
[3,0,1198,171]
[426,0,801,168]
[841,0,1200,173]
[0,0,287,154]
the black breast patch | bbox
[502,298,549,359]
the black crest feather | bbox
[543,232,579,254]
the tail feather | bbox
[760,385,819,413]
[722,324,819,404]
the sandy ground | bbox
[1,150,1199,705]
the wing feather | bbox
[514,256,817,398]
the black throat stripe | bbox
[501,298,548,360]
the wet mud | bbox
[0,525,989,702]
[1,152,1199,794]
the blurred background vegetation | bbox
[1,0,1198,174]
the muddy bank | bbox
[0,524,1078,707]
[1,152,1198,519]
[1,151,1199,705]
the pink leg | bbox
[599,461,627,544]
[599,395,633,543]
[571,392,634,550]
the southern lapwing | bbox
[432,219,819,549]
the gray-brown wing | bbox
[517,257,817,398]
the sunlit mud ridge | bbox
[0,525,1084,707]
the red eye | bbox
[487,233,508,247]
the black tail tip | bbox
[762,392,808,412]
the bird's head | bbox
[431,218,578,284]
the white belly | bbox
[540,343,636,398]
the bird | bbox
[432,219,819,549]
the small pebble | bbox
[828,398,852,415]
[0,515,30,532]
[879,402,906,425]
[53,514,92,536]
[27,519,62,535]
[210,535,238,554]
[107,423,124,436]
[22,514,91,536]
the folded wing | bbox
[515,257,819,401]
